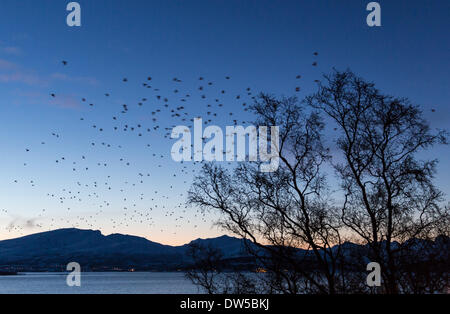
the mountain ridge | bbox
[0,228,447,272]
[0,228,249,271]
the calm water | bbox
[0,272,200,294]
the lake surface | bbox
[0,272,201,294]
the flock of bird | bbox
[1,53,330,241]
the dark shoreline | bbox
[0,271,18,276]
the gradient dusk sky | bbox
[0,0,448,245]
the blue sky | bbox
[0,0,449,244]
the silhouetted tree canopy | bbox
[186,69,449,294]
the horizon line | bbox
[0,227,238,247]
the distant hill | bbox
[0,228,447,272]
[181,235,253,258]
[0,228,253,271]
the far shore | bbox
[0,271,18,276]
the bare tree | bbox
[185,243,224,294]
[307,69,449,293]
[188,94,346,294]
[186,70,448,294]
[185,242,264,294]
